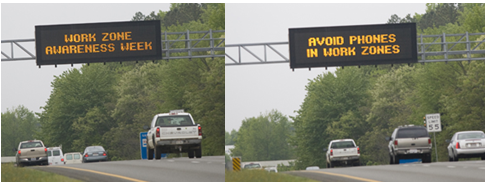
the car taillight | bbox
[103,152,107,156]
[156,127,160,138]
[45,148,47,152]
[18,150,21,155]
[85,154,89,157]
[357,147,360,154]
[456,142,460,149]
[198,126,202,136]
[330,149,333,156]
[428,139,431,144]
[61,158,64,162]
[394,140,398,146]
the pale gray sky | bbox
[1,3,171,114]
[225,3,427,132]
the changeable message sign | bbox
[289,23,417,69]
[35,20,162,66]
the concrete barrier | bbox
[2,156,16,163]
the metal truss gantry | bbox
[1,29,225,62]
[225,32,485,66]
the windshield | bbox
[244,164,261,169]
[53,150,61,156]
[20,142,43,149]
[458,132,485,140]
[396,128,429,138]
[85,146,105,152]
[156,115,193,127]
[331,141,355,148]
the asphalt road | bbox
[286,160,485,182]
[32,156,225,182]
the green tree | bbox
[225,129,238,145]
[1,105,40,156]
[232,110,294,161]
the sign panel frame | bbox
[425,113,442,132]
[35,20,162,66]
[289,23,417,69]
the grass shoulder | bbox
[1,163,82,182]
[225,169,318,182]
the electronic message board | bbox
[289,23,417,69]
[35,20,162,66]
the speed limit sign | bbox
[425,113,441,132]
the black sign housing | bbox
[35,20,162,66]
[289,23,417,69]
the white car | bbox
[265,167,278,173]
[243,162,262,170]
[47,147,65,165]
[64,152,83,164]
[305,166,320,170]
[447,131,485,161]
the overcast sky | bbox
[1,3,171,114]
[225,3,427,132]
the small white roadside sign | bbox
[425,113,441,132]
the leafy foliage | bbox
[232,110,294,162]
[1,106,40,156]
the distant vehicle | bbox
[47,146,65,165]
[243,162,262,170]
[82,146,108,163]
[386,125,431,164]
[144,111,202,159]
[15,140,48,167]
[446,131,485,161]
[265,166,278,173]
[305,166,320,170]
[64,152,83,164]
[325,139,360,168]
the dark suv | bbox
[386,125,432,164]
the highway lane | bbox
[286,160,485,182]
[32,156,225,182]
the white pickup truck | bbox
[324,139,360,168]
[144,111,202,159]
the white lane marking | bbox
[422,164,430,167]
[447,166,456,168]
[191,161,200,163]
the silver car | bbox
[82,146,108,163]
[447,131,485,161]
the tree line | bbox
[225,3,484,170]
[1,3,225,159]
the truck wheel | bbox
[354,159,360,166]
[147,147,154,160]
[155,146,161,160]
[195,148,202,158]
[389,155,394,164]
[329,161,334,168]
[188,149,195,158]
[394,155,400,164]
[422,154,431,163]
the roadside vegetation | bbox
[225,170,318,182]
[1,163,81,182]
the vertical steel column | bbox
[466,32,471,60]
[443,33,447,62]
[187,30,191,58]
[238,46,241,64]
[421,34,425,62]
[264,45,267,62]
[210,29,214,57]
[10,42,13,59]
[165,31,169,60]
